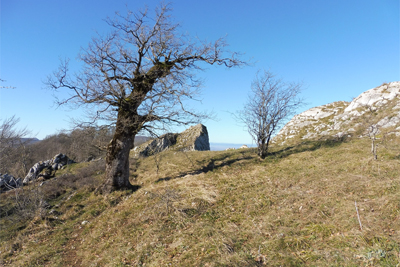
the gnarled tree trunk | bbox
[99,113,137,193]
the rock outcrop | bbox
[0,173,22,191]
[274,82,400,144]
[174,124,210,151]
[23,154,75,184]
[136,133,179,157]
[133,124,210,157]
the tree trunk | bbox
[371,138,378,160]
[258,137,267,159]
[98,115,136,194]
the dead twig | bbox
[355,201,363,231]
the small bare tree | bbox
[356,95,398,160]
[0,116,31,176]
[237,70,303,159]
[46,3,245,193]
[364,105,380,160]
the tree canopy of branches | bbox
[237,70,303,159]
[46,3,245,193]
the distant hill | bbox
[20,138,41,145]
[21,136,150,146]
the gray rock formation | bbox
[174,124,210,151]
[0,173,22,190]
[137,133,179,157]
[23,154,75,184]
[133,124,210,157]
[274,82,400,144]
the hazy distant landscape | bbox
[210,143,256,151]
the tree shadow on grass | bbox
[155,136,349,183]
[156,151,253,183]
[268,136,350,160]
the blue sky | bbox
[1,0,399,144]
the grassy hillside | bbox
[1,137,399,266]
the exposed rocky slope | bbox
[23,154,75,184]
[274,82,400,144]
[133,124,210,157]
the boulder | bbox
[23,154,75,184]
[0,173,22,190]
[133,124,210,157]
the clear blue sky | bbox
[1,0,399,144]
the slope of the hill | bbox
[274,82,400,145]
[1,137,399,266]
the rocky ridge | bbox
[274,82,400,144]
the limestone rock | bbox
[137,133,178,157]
[133,124,210,157]
[174,124,210,151]
[0,173,22,191]
[274,82,400,144]
[23,154,75,184]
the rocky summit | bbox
[133,124,210,157]
[274,82,400,144]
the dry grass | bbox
[1,137,399,266]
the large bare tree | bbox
[237,70,303,159]
[47,3,245,193]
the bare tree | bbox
[236,70,303,159]
[46,3,245,193]
[0,116,31,176]
[363,105,380,160]
[356,95,399,160]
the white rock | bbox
[274,82,400,143]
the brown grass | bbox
[1,137,399,266]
